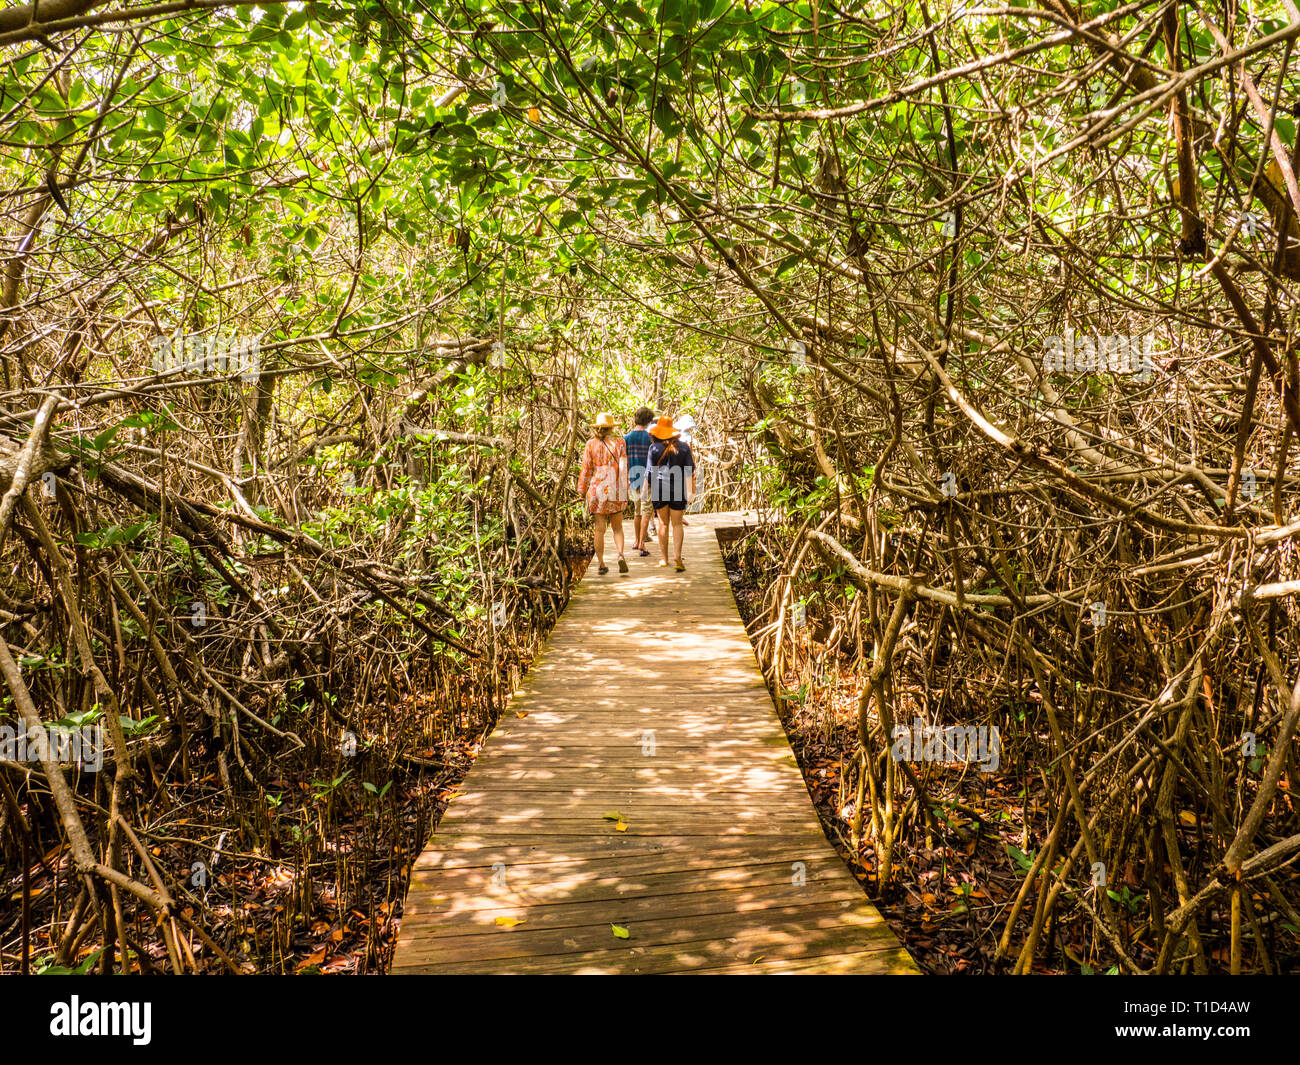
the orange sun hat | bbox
[649,416,679,440]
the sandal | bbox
[638,548,650,557]
[597,564,608,575]
[675,559,686,572]
[618,557,629,574]
[657,559,668,567]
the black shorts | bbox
[651,478,688,510]
[650,463,691,510]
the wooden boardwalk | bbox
[391,512,918,974]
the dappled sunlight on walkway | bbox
[392,513,917,974]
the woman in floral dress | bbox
[577,411,630,575]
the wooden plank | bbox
[475,744,794,759]
[519,676,767,691]
[500,696,775,712]
[497,709,781,725]
[485,730,787,745]
[441,792,822,816]
[459,763,807,786]
[466,755,803,772]
[439,778,819,803]
[480,742,796,759]
[436,789,825,816]
[447,778,814,797]
[497,713,782,727]
[429,819,825,838]
[486,724,787,744]
[458,768,805,785]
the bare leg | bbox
[593,513,607,567]
[656,507,671,564]
[671,509,685,562]
[610,513,625,559]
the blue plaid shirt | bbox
[624,427,653,490]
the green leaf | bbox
[90,426,118,452]
[119,715,160,736]
[38,947,105,975]
[611,924,630,939]
[50,708,103,729]
[653,98,680,137]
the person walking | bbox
[577,412,630,575]
[624,407,655,557]
[647,415,695,572]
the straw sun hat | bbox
[594,411,615,428]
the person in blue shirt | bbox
[647,416,696,572]
[623,407,656,556]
